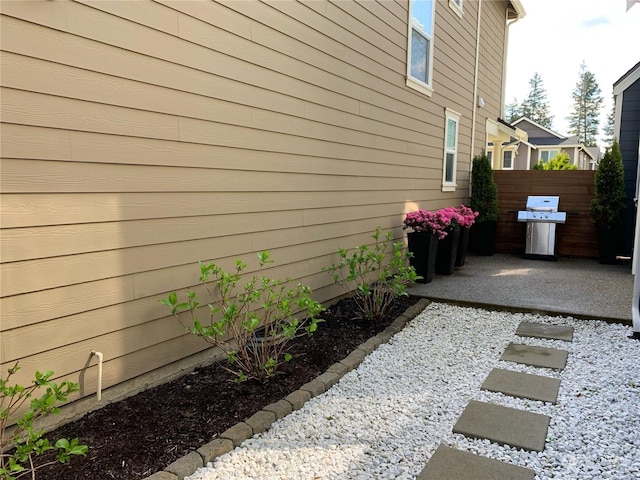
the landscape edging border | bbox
[143,298,430,480]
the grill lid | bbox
[525,196,560,211]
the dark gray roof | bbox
[527,136,568,146]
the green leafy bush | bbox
[532,152,577,170]
[1,364,88,480]
[469,153,499,223]
[162,251,323,383]
[323,227,420,322]
[591,139,626,229]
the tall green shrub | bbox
[469,153,499,223]
[590,139,626,229]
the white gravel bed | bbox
[187,303,640,480]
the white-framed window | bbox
[449,0,463,17]
[502,150,514,170]
[442,108,461,191]
[486,148,493,165]
[406,0,435,96]
[539,149,559,163]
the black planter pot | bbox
[407,231,438,283]
[435,228,460,275]
[473,221,497,256]
[597,225,622,265]
[455,227,471,267]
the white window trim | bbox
[449,0,463,18]
[442,108,461,192]
[539,148,560,163]
[502,149,515,170]
[406,0,435,96]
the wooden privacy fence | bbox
[492,170,598,258]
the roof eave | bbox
[508,0,526,20]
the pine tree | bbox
[504,97,521,124]
[602,97,615,145]
[520,73,553,128]
[567,62,604,147]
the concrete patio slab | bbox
[417,445,535,480]
[408,253,632,323]
[501,343,568,370]
[481,368,561,403]
[452,400,550,452]
[516,321,574,341]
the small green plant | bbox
[323,227,420,322]
[162,251,323,383]
[532,152,578,170]
[1,363,88,480]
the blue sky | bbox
[505,0,640,144]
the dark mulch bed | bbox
[37,295,421,480]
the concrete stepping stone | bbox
[417,444,535,480]
[453,400,550,452]
[481,368,561,403]
[516,321,574,341]
[501,343,568,370]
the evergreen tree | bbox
[504,97,521,124]
[520,73,553,128]
[567,62,604,147]
[602,97,615,145]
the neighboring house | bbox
[488,117,597,170]
[613,61,640,257]
[0,0,525,425]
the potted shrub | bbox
[590,140,627,264]
[433,207,462,275]
[403,209,448,283]
[469,152,500,255]
[455,204,479,267]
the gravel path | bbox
[187,303,640,480]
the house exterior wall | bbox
[0,0,513,421]
[619,75,640,256]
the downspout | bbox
[469,0,483,192]
[469,0,482,176]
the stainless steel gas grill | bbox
[517,196,567,260]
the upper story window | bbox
[442,108,461,191]
[539,149,559,163]
[406,0,435,96]
[449,0,463,17]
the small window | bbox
[503,150,514,170]
[449,0,463,17]
[442,108,461,191]
[539,149,559,163]
[406,0,435,95]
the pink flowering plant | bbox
[403,209,450,239]
[456,204,479,228]
[403,206,479,239]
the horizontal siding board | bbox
[1,159,418,193]
[1,125,428,174]
[0,16,357,117]
[0,277,135,331]
[1,210,305,262]
[0,52,254,127]
[0,324,207,392]
[1,234,253,297]
[1,88,180,140]
[0,189,429,228]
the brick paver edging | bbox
[143,298,430,480]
